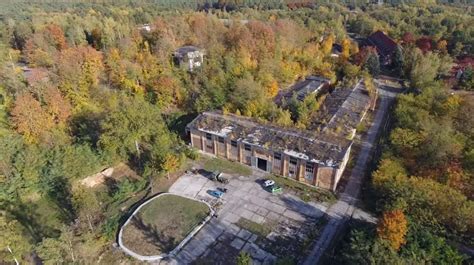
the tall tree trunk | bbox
[7,246,19,265]
[87,215,94,232]
[67,239,75,262]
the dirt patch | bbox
[81,163,140,188]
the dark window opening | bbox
[274,152,281,160]
[290,157,297,165]
[218,137,225,143]
[206,133,212,140]
[244,144,251,151]
[231,140,237,147]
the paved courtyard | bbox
[161,172,329,264]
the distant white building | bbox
[138,24,152,32]
[172,46,204,72]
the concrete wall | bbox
[333,144,352,190]
[316,167,336,190]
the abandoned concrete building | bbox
[275,76,331,106]
[186,80,373,191]
[173,46,204,71]
[186,112,352,190]
[308,80,375,139]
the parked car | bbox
[208,190,224,198]
[269,185,282,194]
[263,179,275,187]
[217,187,228,193]
[209,171,222,181]
[217,174,229,184]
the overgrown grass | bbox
[120,194,210,256]
[236,218,272,238]
[267,175,336,203]
[201,156,252,176]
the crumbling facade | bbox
[173,46,204,72]
[186,80,373,191]
[186,112,352,190]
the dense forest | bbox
[0,0,473,264]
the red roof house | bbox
[367,31,397,65]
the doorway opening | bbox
[257,158,268,171]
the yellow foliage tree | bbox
[162,154,180,179]
[266,80,279,98]
[350,41,359,55]
[341,38,351,60]
[437,40,448,53]
[321,34,335,56]
[377,209,408,250]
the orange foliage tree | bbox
[42,87,72,125]
[377,209,408,250]
[11,92,52,143]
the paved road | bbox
[302,84,398,265]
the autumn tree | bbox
[24,24,67,67]
[10,92,52,143]
[436,39,448,53]
[162,153,180,179]
[341,38,351,60]
[42,87,71,125]
[246,20,275,61]
[321,33,335,56]
[377,209,408,250]
[152,75,182,108]
[401,32,415,45]
[57,46,103,109]
[416,36,433,53]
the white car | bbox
[263,180,275,187]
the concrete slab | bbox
[243,203,259,212]
[239,208,255,220]
[283,210,306,222]
[230,238,246,250]
[217,231,235,242]
[222,212,240,223]
[242,242,268,261]
[249,213,266,224]
[249,234,258,243]
[227,223,241,235]
[265,211,281,222]
[237,229,252,240]
[264,202,286,214]
[187,243,207,258]
[175,250,194,264]
[255,207,269,217]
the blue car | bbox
[208,190,224,198]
